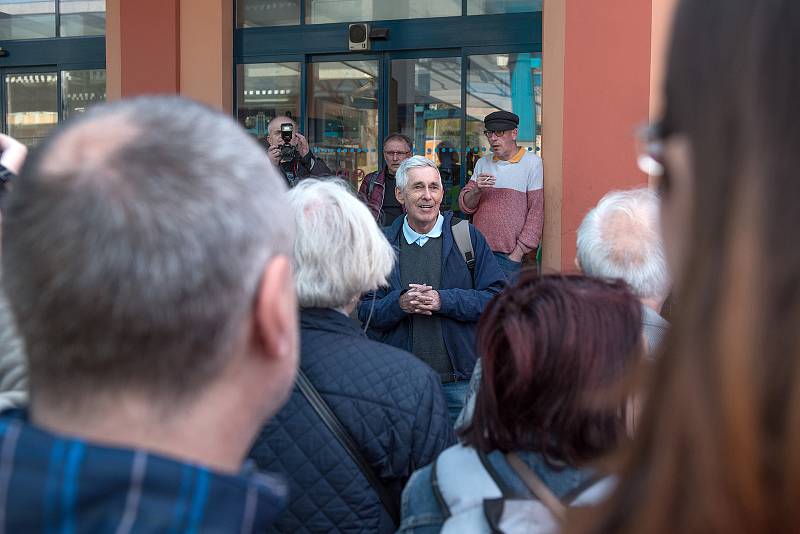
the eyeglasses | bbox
[384,150,411,158]
[636,122,666,177]
[483,130,509,139]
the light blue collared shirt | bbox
[402,214,444,247]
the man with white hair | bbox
[358,156,505,423]
[251,179,454,533]
[576,187,671,352]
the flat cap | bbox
[484,110,519,131]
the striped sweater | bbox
[458,148,544,255]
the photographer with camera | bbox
[266,116,331,187]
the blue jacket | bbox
[0,410,287,533]
[358,211,506,379]
[249,308,455,533]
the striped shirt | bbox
[458,148,544,255]
[0,410,287,533]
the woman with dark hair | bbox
[398,273,643,533]
[569,1,800,533]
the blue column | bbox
[511,53,534,142]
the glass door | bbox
[235,48,541,197]
[1,66,107,148]
[306,58,379,189]
[2,67,59,147]
[389,54,463,211]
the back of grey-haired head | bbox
[288,178,394,309]
[396,155,440,190]
[2,96,294,407]
[577,188,670,300]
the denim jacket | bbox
[398,444,610,533]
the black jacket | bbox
[249,308,456,533]
[279,150,332,187]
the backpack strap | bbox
[295,369,400,526]
[505,452,566,522]
[477,450,522,534]
[450,218,476,279]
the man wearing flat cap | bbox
[458,110,544,280]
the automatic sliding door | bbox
[307,60,379,188]
[390,56,462,211]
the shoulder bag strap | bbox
[505,452,566,522]
[295,369,400,526]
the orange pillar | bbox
[107,0,230,110]
[180,0,233,113]
[106,0,180,98]
[542,0,653,272]
[650,0,678,119]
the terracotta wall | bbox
[543,0,653,271]
[107,0,180,97]
[106,0,231,110]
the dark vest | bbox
[400,235,454,380]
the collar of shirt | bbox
[492,146,527,163]
[403,213,444,247]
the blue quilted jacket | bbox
[248,308,456,533]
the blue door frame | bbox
[234,11,542,185]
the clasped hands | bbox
[399,284,441,316]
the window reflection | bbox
[5,72,58,147]
[0,0,56,40]
[236,0,299,27]
[467,0,541,15]
[59,0,105,37]
[306,0,459,24]
[307,61,378,188]
[391,57,462,210]
[62,69,106,119]
[237,63,301,145]
[466,53,542,179]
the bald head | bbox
[268,115,296,133]
[1,96,294,411]
[577,188,669,301]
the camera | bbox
[279,122,298,163]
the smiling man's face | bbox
[396,165,444,234]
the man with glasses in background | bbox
[359,133,413,226]
[458,110,544,280]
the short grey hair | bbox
[288,179,394,308]
[396,155,440,190]
[2,96,294,407]
[577,188,670,300]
